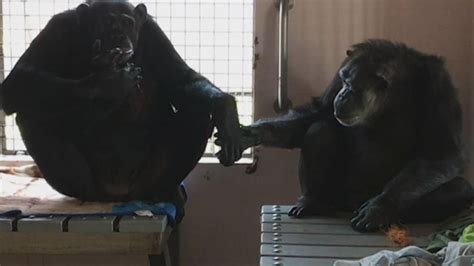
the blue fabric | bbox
[0,209,22,218]
[113,201,177,225]
[0,184,187,226]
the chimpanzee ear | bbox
[134,4,148,24]
[76,3,89,18]
[346,49,353,57]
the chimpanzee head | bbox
[77,1,148,65]
[332,40,428,127]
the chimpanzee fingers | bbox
[295,207,309,218]
[216,150,226,165]
[218,146,230,166]
[288,206,309,218]
[358,201,370,212]
[364,222,377,231]
[288,206,298,217]
[128,65,141,74]
[127,66,142,79]
[111,47,122,55]
[352,221,365,232]
[350,212,363,228]
[354,220,368,232]
[351,212,377,232]
[232,147,242,163]
[103,48,122,67]
[225,144,235,166]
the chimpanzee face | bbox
[332,51,404,127]
[77,2,147,65]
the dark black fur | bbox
[0,1,243,217]
[223,40,474,231]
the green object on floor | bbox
[426,208,474,252]
[459,224,474,243]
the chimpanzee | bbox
[217,40,474,232]
[0,0,243,216]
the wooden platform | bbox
[260,205,436,266]
[0,173,174,266]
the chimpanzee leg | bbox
[288,121,348,217]
[158,109,213,198]
[400,177,474,223]
[130,108,213,214]
[16,114,105,201]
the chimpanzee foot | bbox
[152,185,187,224]
[288,196,335,218]
[350,194,399,232]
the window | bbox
[0,0,254,162]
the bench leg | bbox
[149,226,180,266]
[148,245,171,266]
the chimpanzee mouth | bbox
[119,48,134,63]
[335,114,360,127]
[91,38,135,67]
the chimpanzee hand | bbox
[90,40,133,69]
[350,194,399,232]
[91,47,123,69]
[240,125,263,149]
[87,63,143,100]
[288,195,335,217]
[215,125,260,154]
[212,94,243,166]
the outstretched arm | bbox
[241,102,326,149]
[237,74,341,150]
[217,98,326,151]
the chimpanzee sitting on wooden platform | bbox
[0,0,243,220]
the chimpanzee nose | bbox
[334,88,356,119]
[335,88,352,105]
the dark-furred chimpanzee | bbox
[217,40,474,232]
[0,0,243,217]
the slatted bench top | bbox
[0,173,170,256]
[260,205,437,266]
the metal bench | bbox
[260,205,435,266]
